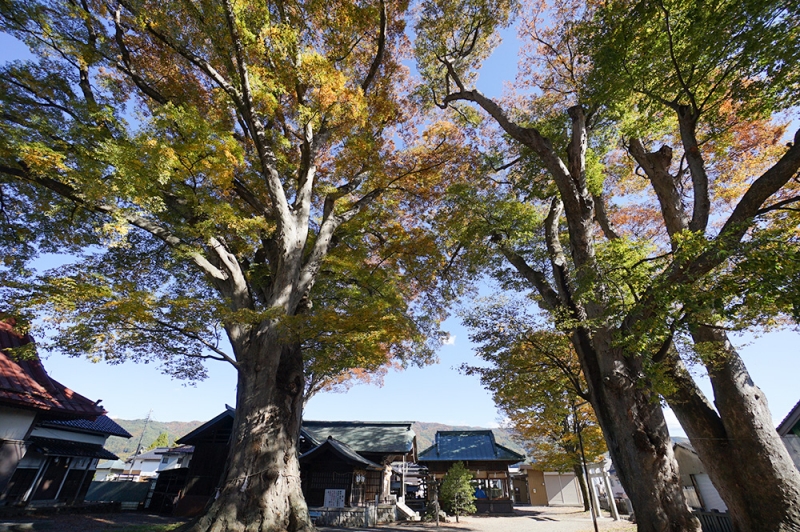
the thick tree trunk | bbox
[573,463,591,512]
[573,328,701,532]
[186,334,314,532]
[666,328,800,532]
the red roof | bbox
[0,320,106,418]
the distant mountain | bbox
[105,419,204,459]
[104,418,526,461]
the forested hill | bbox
[104,418,525,460]
[105,419,204,459]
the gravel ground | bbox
[322,505,637,532]
[0,505,636,532]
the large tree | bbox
[461,299,607,512]
[0,0,467,530]
[147,432,171,451]
[415,0,800,530]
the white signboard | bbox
[324,489,346,508]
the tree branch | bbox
[0,163,229,282]
[113,7,169,105]
[628,138,688,242]
[545,197,570,305]
[208,237,253,310]
[495,239,561,311]
[149,319,240,369]
[360,0,386,93]
[676,106,710,233]
[593,194,620,240]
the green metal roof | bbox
[301,421,415,455]
[417,430,524,463]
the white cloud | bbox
[443,335,456,345]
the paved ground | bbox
[0,505,636,532]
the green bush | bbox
[439,462,476,518]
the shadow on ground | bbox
[0,513,187,532]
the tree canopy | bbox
[414,0,800,529]
[0,0,469,391]
[146,431,170,451]
[0,0,472,529]
[462,297,605,510]
[462,299,606,471]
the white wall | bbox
[157,454,190,471]
[29,426,106,446]
[0,406,35,440]
[783,435,800,470]
[132,458,161,476]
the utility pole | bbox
[125,409,152,480]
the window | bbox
[161,456,169,464]
[471,478,506,500]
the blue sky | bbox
[2,20,799,438]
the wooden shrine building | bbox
[418,430,524,514]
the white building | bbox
[121,445,194,481]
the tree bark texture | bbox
[573,463,591,512]
[573,328,701,532]
[186,333,313,532]
[666,328,800,532]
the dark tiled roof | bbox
[28,436,119,460]
[777,399,800,437]
[0,321,105,418]
[130,445,194,461]
[300,437,383,470]
[301,421,415,455]
[130,447,170,461]
[176,406,234,445]
[41,415,132,438]
[417,430,524,463]
[161,445,194,455]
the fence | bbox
[693,510,733,532]
[84,480,154,510]
[309,503,396,527]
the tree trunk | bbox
[186,333,314,532]
[573,463,591,512]
[666,327,800,532]
[573,328,701,532]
